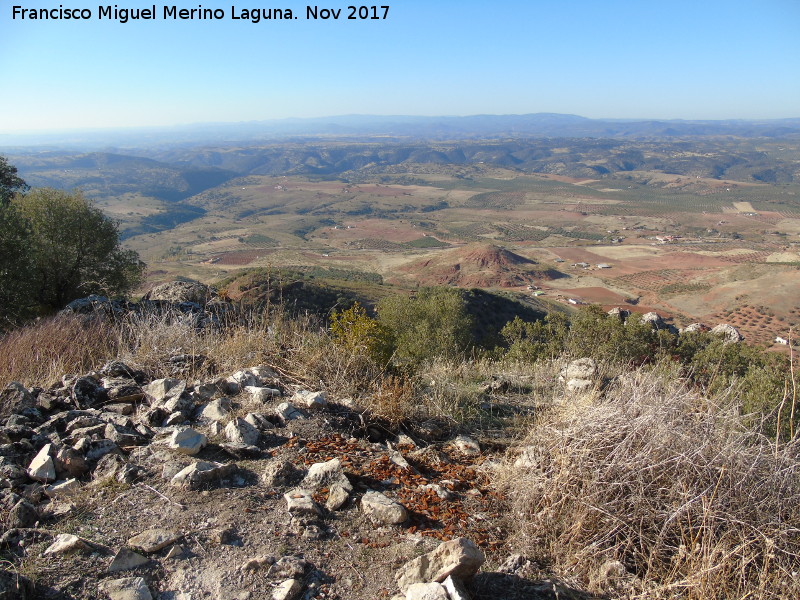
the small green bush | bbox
[329,302,395,366]
[377,287,473,366]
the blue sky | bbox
[1,0,798,132]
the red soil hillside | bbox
[394,243,566,288]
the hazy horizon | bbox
[2,0,799,134]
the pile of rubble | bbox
[0,360,553,600]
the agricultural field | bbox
[8,136,800,349]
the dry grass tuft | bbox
[503,362,800,599]
[362,375,417,425]
[0,314,119,392]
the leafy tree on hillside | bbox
[0,204,36,326]
[0,155,29,205]
[13,188,145,310]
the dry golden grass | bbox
[502,362,800,599]
[0,314,119,391]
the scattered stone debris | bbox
[0,358,547,600]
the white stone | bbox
[275,402,306,423]
[443,575,471,600]
[201,397,231,420]
[396,537,485,593]
[168,428,207,455]
[170,460,236,489]
[142,378,183,405]
[452,435,480,457]
[99,577,153,600]
[44,533,92,555]
[301,458,351,491]
[284,489,321,516]
[361,490,407,525]
[108,548,150,573]
[405,582,449,600]
[45,478,82,498]
[127,529,181,553]
[272,578,302,600]
[291,390,327,409]
[28,444,56,482]
[246,386,282,402]
[225,417,260,446]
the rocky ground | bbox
[0,361,596,600]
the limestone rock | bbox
[99,576,153,600]
[680,322,707,334]
[108,548,150,573]
[145,280,214,304]
[272,579,302,600]
[405,582,449,600]
[171,460,237,489]
[291,390,327,410]
[263,460,301,488]
[246,386,282,402]
[268,556,309,579]
[45,478,82,498]
[561,357,597,381]
[275,402,306,424]
[361,490,407,525]
[559,357,598,392]
[168,427,207,455]
[326,483,351,511]
[225,417,260,446]
[8,499,38,528]
[128,529,181,553]
[301,458,351,490]
[284,489,322,516]
[86,439,121,462]
[452,435,480,457]
[641,312,665,329]
[443,575,471,600]
[242,555,275,571]
[27,443,56,482]
[44,533,92,555]
[245,412,275,431]
[0,382,34,412]
[711,323,743,344]
[201,397,231,421]
[54,446,89,478]
[396,537,485,593]
[141,378,183,405]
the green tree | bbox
[13,188,145,310]
[377,287,473,365]
[0,155,29,206]
[0,204,36,326]
[501,313,569,361]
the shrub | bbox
[501,313,568,361]
[566,305,661,363]
[377,287,473,365]
[329,302,395,366]
[676,332,797,438]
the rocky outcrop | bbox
[710,323,743,344]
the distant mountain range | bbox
[3,113,800,151]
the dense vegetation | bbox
[0,159,145,327]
